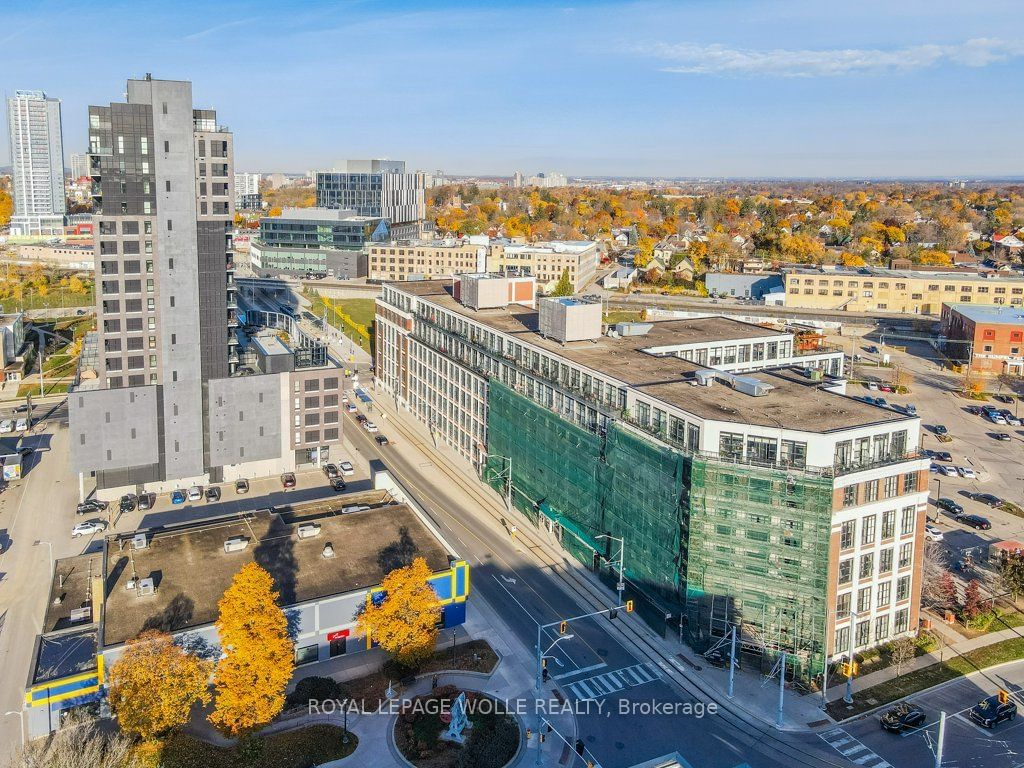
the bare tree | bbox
[920,540,950,609]
[6,712,139,768]
[889,636,917,677]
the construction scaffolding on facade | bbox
[685,455,833,678]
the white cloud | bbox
[646,37,1024,77]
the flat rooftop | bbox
[101,491,452,647]
[44,554,102,634]
[944,303,1024,326]
[396,280,910,432]
[252,333,292,357]
[786,266,1024,283]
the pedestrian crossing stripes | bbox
[818,728,892,768]
[566,663,661,701]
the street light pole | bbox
[596,533,626,606]
[535,624,575,768]
[843,610,858,705]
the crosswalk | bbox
[818,728,892,768]
[565,662,662,701]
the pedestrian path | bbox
[565,662,661,702]
[818,727,892,768]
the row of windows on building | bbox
[793,277,1024,293]
[841,471,919,507]
[834,607,911,652]
[839,506,917,550]
[834,430,910,470]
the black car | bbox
[703,647,735,669]
[879,703,926,733]
[969,492,1001,508]
[76,499,108,515]
[967,405,983,416]
[956,513,992,530]
[993,433,1012,442]
[330,477,347,493]
[323,463,340,479]
[995,395,1015,404]
[205,486,221,503]
[934,451,953,462]
[969,695,1017,728]
[138,492,155,511]
[375,435,390,446]
[933,425,948,436]
[119,494,137,513]
[936,498,964,515]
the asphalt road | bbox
[341,400,853,768]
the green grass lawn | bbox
[0,288,94,314]
[158,725,358,768]
[304,293,376,353]
[826,636,1024,719]
[603,310,644,325]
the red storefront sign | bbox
[327,629,350,642]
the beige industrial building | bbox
[783,267,1024,315]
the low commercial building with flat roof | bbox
[783,266,1024,315]
[941,302,1024,376]
[376,276,928,680]
[22,468,469,739]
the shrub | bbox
[285,676,343,711]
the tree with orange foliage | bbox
[267,206,282,217]
[209,563,294,736]
[358,557,442,668]
[107,630,212,741]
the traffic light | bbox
[559,620,568,635]
[575,739,585,756]
[626,600,634,613]
[542,667,550,682]
[999,689,1010,705]
[539,733,546,743]
[840,661,859,677]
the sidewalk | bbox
[364,381,836,733]
[825,624,1024,702]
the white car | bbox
[15,418,28,431]
[867,382,879,391]
[924,524,944,542]
[940,465,959,477]
[339,461,355,476]
[957,466,977,480]
[988,413,1007,425]
[187,486,203,501]
[364,421,379,433]
[72,521,107,538]
[0,420,13,434]
[346,404,358,413]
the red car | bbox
[281,473,296,489]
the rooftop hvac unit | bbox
[807,368,824,381]
[69,607,91,623]
[137,577,155,596]
[297,523,322,539]
[131,533,148,550]
[223,536,249,553]
[125,578,137,591]
[341,504,370,515]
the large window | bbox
[881,510,895,540]
[900,506,916,536]
[840,522,855,550]
[746,436,777,466]
[861,515,876,545]
[720,432,744,460]
[780,440,807,469]
[838,558,852,584]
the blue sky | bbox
[3,0,1023,178]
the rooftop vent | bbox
[615,321,653,337]
[69,607,92,623]
[223,536,249,553]
[137,577,155,596]
[297,523,321,539]
[322,542,335,559]
[131,533,148,550]
[539,296,602,343]
[693,369,774,397]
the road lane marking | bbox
[566,663,662,702]
[818,729,891,768]
[552,662,607,681]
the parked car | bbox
[879,384,895,393]
[119,494,137,514]
[988,412,1008,425]
[875,398,888,408]
[375,435,390,446]
[76,499,108,515]
[932,425,948,436]
[282,472,297,489]
[956,513,992,530]
[346,403,358,413]
[364,421,379,433]
[998,409,1021,426]
[339,461,355,476]
[138,493,155,511]
[934,451,953,462]
[72,520,106,538]
[170,489,186,504]
[187,486,203,501]
[967,406,983,416]
[867,382,879,391]
[235,479,250,494]
[995,395,1015,404]
[969,695,1017,728]
[936,498,964,515]
[903,404,918,416]
[969,492,1001,507]
[323,463,340,479]
[205,486,221,502]
[880,703,926,733]
[865,345,879,354]
[330,477,347,493]
[939,465,958,477]
[0,420,13,434]
[993,433,1012,442]
[703,647,734,669]
[15,418,29,431]
[929,462,941,474]
[956,466,977,479]
[355,413,367,424]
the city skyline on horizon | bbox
[2,0,1023,179]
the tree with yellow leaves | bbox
[634,236,656,268]
[107,630,212,741]
[358,557,442,668]
[209,563,294,736]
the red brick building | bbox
[941,303,1024,376]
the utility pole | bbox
[776,651,786,728]
[935,711,946,768]
[596,533,626,606]
[727,625,737,699]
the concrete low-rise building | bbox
[15,243,95,269]
[784,267,1024,315]
[941,303,1024,376]
[705,272,783,299]
[20,468,470,739]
